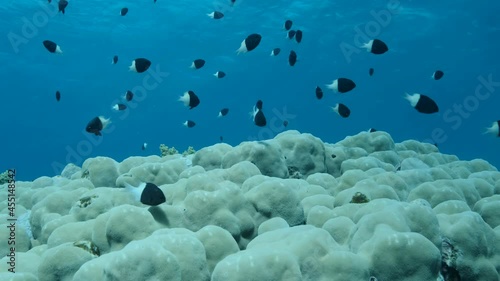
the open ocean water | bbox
[1,0,499,180]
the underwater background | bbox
[1,0,499,180]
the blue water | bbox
[1,0,499,181]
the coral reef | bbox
[0,130,499,281]
[73,240,100,257]
[160,144,178,156]
[182,146,196,156]
[0,171,9,185]
[350,191,370,203]
[159,145,196,157]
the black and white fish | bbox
[112,55,118,64]
[236,34,262,54]
[362,39,388,54]
[332,103,351,118]
[85,116,111,136]
[432,70,444,80]
[252,100,266,127]
[484,121,500,137]
[286,30,296,39]
[326,78,356,93]
[183,120,196,128]
[129,58,151,73]
[289,50,297,66]
[124,90,133,101]
[284,19,293,30]
[125,182,166,206]
[295,30,303,43]
[190,59,205,69]
[218,108,229,117]
[112,103,127,111]
[142,143,148,150]
[179,91,200,109]
[404,93,439,114]
[55,90,61,101]
[315,86,323,100]
[270,48,281,56]
[207,11,224,19]
[120,7,128,16]
[214,71,226,78]
[369,68,374,76]
[58,0,68,14]
[43,40,62,54]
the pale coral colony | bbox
[0,130,499,281]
